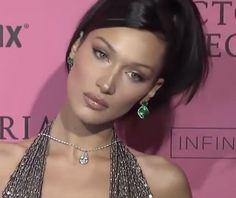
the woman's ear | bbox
[149,78,164,98]
[67,32,84,69]
[69,31,84,59]
[140,78,164,103]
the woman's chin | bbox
[74,108,111,125]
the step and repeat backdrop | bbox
[0,0,236,197]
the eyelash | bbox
[126,71,144,82]
[92,48,144,82]
[93,48,109,62]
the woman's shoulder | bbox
[0,138,35,169]
[0,138,34,156]
[0,138,35,191]
[128,147,192,198]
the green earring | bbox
[137,101,150,119]
[67,31,84,70]
[67,56,74,69]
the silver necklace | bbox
[38,130,117,165]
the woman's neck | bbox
[49,101,114,155]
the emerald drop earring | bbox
[137,101,150,119]
[67,56,74,69]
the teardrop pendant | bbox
[79,151,89,165]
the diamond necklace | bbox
[38,127,118,165]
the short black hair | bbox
[65,0,209,108]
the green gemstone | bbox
[137,102,149,119]
[67,57,73,66]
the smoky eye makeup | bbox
[129,66,151,79]
[127,71,145,82]
[91,41,152,82]
[92,46,110,62]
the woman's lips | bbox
[83,92,109,111]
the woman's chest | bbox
[41,158,111,198]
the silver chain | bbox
[38,131,118,153]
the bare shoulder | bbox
[0,138,34,191]
[0,138,34,157]
[129,147,192,198]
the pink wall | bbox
[1,0,235,197]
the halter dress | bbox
[2,121,153,198]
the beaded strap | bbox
[109,133,153,197]
[2,122,52,198]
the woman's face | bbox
[67,27,166,124]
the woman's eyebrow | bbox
[95,36,154,72]
[132,63,154,72]
[95,36,116,53]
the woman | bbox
[0,0,209,197]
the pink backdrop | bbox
[1,0,236,197]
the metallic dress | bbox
[2,121,153,198]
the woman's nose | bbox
[96,73,117,95]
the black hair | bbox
[65,0,209,108]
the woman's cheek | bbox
[119,81,148,104]
[76,49,101,78]
[114,91,139,113]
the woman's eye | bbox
[126,71,144,82]
[93,48,109,62]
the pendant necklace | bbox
[39,129,117,165]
